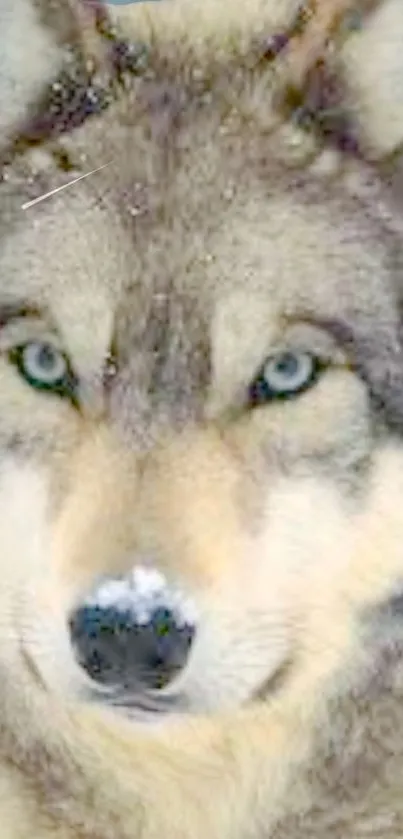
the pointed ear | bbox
[338,0,403,160]
[0,0,138,167]
[273,0,403,163]
[0,0,64,146]
[267,0,368,90]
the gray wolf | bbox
[1,1,403,838]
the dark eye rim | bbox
[248,352,327,408]
[8,342,79,402]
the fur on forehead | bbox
[107,0,301,69]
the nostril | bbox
[69,568,197,691]
[146,605,194,678]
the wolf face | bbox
[2,5,403,839]
[1,61,403,715]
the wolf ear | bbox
[0,0,64,147]
[0,0,143,167]
[271,0,403,163]
[337,0,403,161]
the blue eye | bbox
[9,340,77,399]
[248,351,322,406]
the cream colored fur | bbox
[339,0,403,158]
[0,0,62,142]
[1,1,403,838]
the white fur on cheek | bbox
[0,459,95,696]
[0,459,51,658]
[169,475,352,711]
[0,460,50,590]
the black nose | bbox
[69,569,196,691]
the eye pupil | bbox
[34,344,59,372]
[272,352,299,377]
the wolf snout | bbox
[69,567,197,693]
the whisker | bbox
[21,161,112,210]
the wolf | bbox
[2,1,403,838]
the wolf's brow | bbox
[0,301,43,328]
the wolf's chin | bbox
[95,648,294,721]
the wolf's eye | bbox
[248,351,321,406]
[9,340,76,398]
